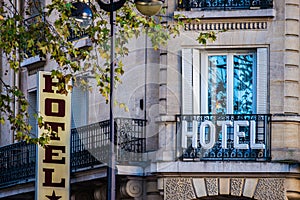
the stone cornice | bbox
[184,21,268,31]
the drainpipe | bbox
[144,29,148,122]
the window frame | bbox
[182,47,268,115]
[200,51,257,114]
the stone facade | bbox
[0,0,300,199]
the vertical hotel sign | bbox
[36,72,71,200]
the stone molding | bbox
[162,177,285,200]
[184,21,268,31]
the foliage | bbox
[0,0,217,146]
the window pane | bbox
[233,54,254,114]
[208,55,227,114]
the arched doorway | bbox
[198,195,254,200]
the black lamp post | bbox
[71,0,162,199]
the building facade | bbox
[0,0,300,199]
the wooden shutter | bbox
[182,49,200,114]
[193,49,200,114]
[182,49,193,114]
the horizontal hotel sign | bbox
[177,114,271,161]
[36,71,71,200]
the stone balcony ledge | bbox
[150,161,298,174]
[272,114,300,123]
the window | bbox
[71,86,88,129]
[205,52,256,114]
[182,48,268,115]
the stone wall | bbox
[271,0,300,162]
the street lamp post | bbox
[71,0,163,199]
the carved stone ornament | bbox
[94,186,106,200]
[254,178,285,200]
[163,177,286,199]
[205,178,218,196]
[230,178,244,196]
[164,178,196,200]
[120,180,143,198]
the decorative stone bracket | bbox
[120,180,143,198]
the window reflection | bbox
[208,55,227,114]
[233,54,254,114]
[206,53,255,115]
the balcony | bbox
[0,118,146,188]
[0,142,36,188]
[71,118,146,172]
[178,0,273,11]
[177,114,271,161]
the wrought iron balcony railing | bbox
[178,0,273,11]
[0,142,36,188]
[0,118,146,187]
[177,114,271,161]
[71,118,146,172]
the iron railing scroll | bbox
[177,114,271,161]
[178,0,273,11]
[116,118,146,163]
[70,118,146,172]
